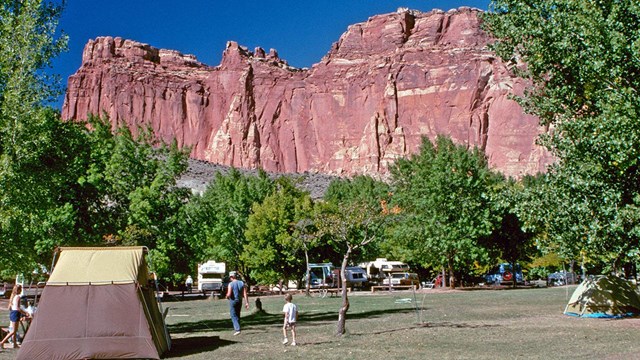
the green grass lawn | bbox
[159,286,640,359]
[3,286,640,359]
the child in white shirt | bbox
[282,293,298,346]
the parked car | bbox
[484,263,524,285]
[547,271,578,286]
[383,272,420,287]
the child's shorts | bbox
[9,310,22,322]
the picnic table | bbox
[301,287,347,298]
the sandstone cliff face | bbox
[62,7,553,178]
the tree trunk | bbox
[336,246,352,335]
[448,257,456,289]
[569,260,575,285]
[240,265,251,289]
[305,249,311,297]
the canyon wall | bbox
[62,7,553,178]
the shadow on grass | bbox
[168,307,418,334]
[300,321,500,345]
[164,336,235,358]
[457,285,545,291]
[349,320,499,336]
[168,310,281,334]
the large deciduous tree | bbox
[315,200,387,336]
[318,175,391,335]
[483,0,640,268]
[324,175,391,262]
[390,136,500,288]
[0,0,69,273]
[242,177,314,288]
[186,168,274,283]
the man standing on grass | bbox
[226,271,249,335]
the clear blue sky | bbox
[51,1,490,109]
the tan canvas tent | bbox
[17,246,171,359]
[564,275,640,318]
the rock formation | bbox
[62,7,553,178]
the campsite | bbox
[5,284,640,359]
[2,0,640,359]
[162,285,640,359]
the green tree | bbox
[481,179,537,286]
[242,177,314,288]
[24,113,192,282]
[390,136,500,288]
[483,0,640,270]
[186,168,274,283]
[292,217,320,296]
[522,170,615,274]
[324,175,391,263]
[325,175,391,208]
[315,200,387,336]
[0,0,69,273]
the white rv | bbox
[197,260,226,295]
[360,258,410,285]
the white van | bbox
[344,266,368,289]
[307,263,336,288]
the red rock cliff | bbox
[62,7,552,178]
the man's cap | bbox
[229,271,237,277]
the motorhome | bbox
[360,258,411,285]
[197,260,226,295]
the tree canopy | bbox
[483,0,640,269]
[0,0,69,274]
[242,177,314,286]
[390,136,501,288]
[185,168,275,280]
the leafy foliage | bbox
[314,199,388,335]
[483,0,640,268]
[0,0,69,274]
[242,177,314,285]
[185,168,275,282]
[389,136,501,288]
[323,175,391,263]
[481,179,537,271]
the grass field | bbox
[3,286,640,359]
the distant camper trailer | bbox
[197,260,226,295]
[360,258,411,284]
